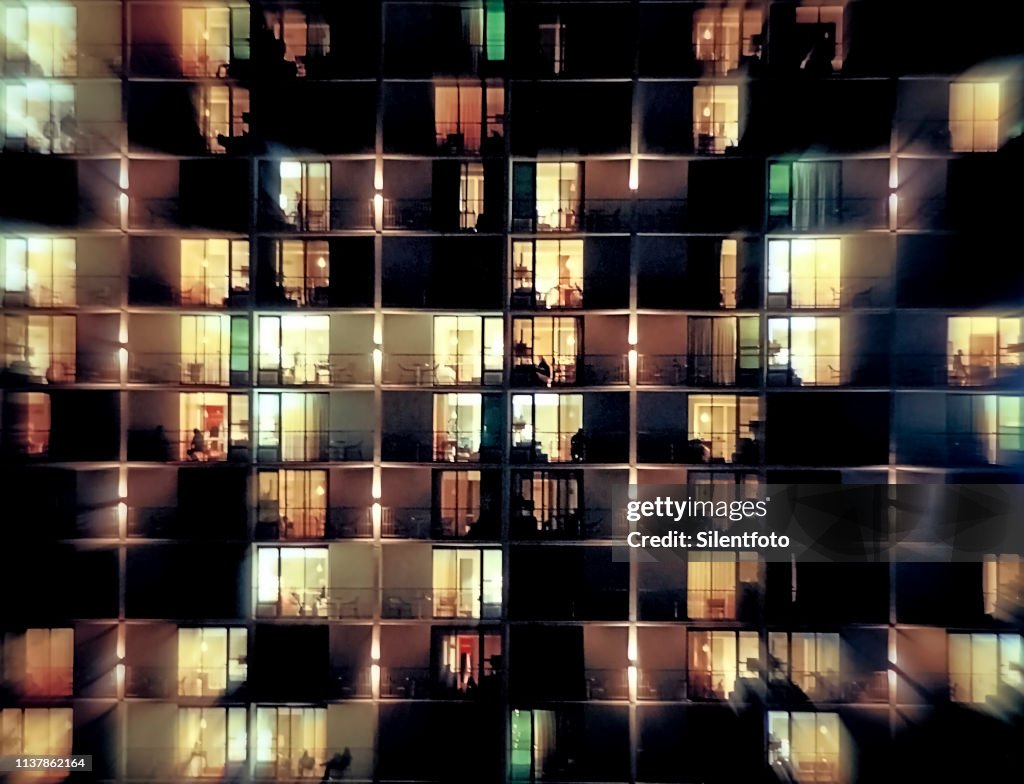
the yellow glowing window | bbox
[511,393,582,462]
[693,84,739,153]
[255,706,325,773]
[0,708,72,757]
[1,628,73,697]
[949,82,1000,152]
[3,4,77,76]
[181,7,230,77]
[768,711,841,779]
[535,163,580,231]
[256,546,328,617]
[279,161,329,231]
[983,554,1023,617]
[687,551,758,619]
[3,81,75,154]
[256,391,327,462]
[177,628,247,698]
[948,633,1023,705]
[438,470,482,536]
[768,239,841,308]
[178,707,247,777]
[688,630,759,699]
[688,394,761,462]
[432,547,501,618]
[1,237,76,307]
[768,316,840,386]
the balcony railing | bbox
[128,353,235,386]
[510,430,629,465]
[2,121,122,155]
[257,198,374,232]
[3,354,77,385]
[510,281,584,310]
[767,355,844,387]
[328,667,372,699]
[378,507,497,539]
[382,430,501,463]
[382,587,501,620]
[129,198,247,232]
[129,44,245,78]
[2,279,113,308]
[775,671,889,704]
[511,355,628,387]
[255,587,377,619]
[127,429,248,463]
[434,122,504,155]
[584,669,630,700]
[637,669,687,701]
[687,669,754,701]
[125,666,246,699]
[1,668,73,699]
[256,354,374,386]
[380,666,497,699]
[380,506,432,539]
[382,353,503,386]
[637,355,762,387]
[129,275,249,308]
[254,507,374,540]
[510,507,623,540]
[769,197,888,231]
[252,746,373,781]
[254,431,371,463]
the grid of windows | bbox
[1,2,1023,783]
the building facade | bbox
[1,1,1023,781]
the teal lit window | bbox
[485,0,505,61]
[768,163,791,217]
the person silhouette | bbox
[321,748,352,781]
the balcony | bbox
[128,198,247,232]
[511,507,623,541]
[129,276,250,309]
[125,666,246,700]
[129,44,245,79]
[254,431,371,463]
[255,198,375,232]
[511,355,628,387]
[127,429,246,463]
[382,431,500,464]
[769,671,889,705]
[328,667,372,699]
[434,122,505,156]
[255,507,375,540]
[768,198,888,232]
[2,275,120,309]
[637,355,760,388]
[381,588,501,620]
[382,354,502,387]
[0,668,73,700]
[637,669,687,701]
[255,587,376,619]
[252,747,373,782]
[128,354,238,386]
[379,666,499,700]
[257,354,374,386]
[2,121,122,156]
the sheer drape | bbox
[713,319,737,385]
[792,161,840,230]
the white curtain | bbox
[792,161,840,230]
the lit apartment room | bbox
[379,466,502,539]
[256,159,373,232]
[382,313,504,387]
